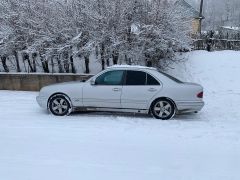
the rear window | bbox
[159,71,183,83]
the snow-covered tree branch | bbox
[0,0,192,73]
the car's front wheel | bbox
[48,95,71,116]
[151,99,175,120]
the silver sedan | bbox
[37,65,204,120]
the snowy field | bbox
[0,50,240,180]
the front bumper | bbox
[36,95,48,109]
[176,101,204,113]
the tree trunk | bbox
[51,55,55,73]
[125,54,131,65]
[1,56,9,72]
[106,48,110,67]
[63,52,70,73]
[100,43,105,70]
[64,60,70,73]
[146,60,152,67]
[24,54,34,72]
[40,56,49,73]
[70,55,76,73]
[56,56,63,73]
[32,53,37,72]
[106,57,110,67]
[84,55,90,74]
[14,51,21,72]
[126,26,132,65]
[112,50,119,65]
[95,45,99,58]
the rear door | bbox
[121,70,162,109]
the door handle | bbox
[148,88,157,92]
[113,88,121,91]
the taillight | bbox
[197,92,203,98]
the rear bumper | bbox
[176,101,204,113]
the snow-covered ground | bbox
[0,50,240,180]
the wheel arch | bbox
[47,92,73,109]
[149,97,177,112]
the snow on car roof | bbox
[107,65,157,70]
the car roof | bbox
[107,65,157,71]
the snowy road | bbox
[1,51,240,180]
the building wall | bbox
[0,74,93,91]
[192,19,200,34]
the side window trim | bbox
[122,70,127,85]
[145,72,147,85]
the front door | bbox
[83,70,124,108]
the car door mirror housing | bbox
[90,79,96,85]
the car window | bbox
[95,70,124,85]
[125,70,146,85]
[159,71,183,83]
[147,74,160,85]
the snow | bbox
[221,26,240,31]
[1,50,240,180]
[71,32,83,42]
[107,65,157,70]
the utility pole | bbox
[199,0,204,35]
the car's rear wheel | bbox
[151,99,175,120]
[48,95,71,116]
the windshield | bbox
[158,71,183,83]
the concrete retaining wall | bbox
[0,73,93,91]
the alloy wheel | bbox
[49,95,71,116]
[151,99,175,120]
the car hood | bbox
[46,81,82,87]
[40,81,84,92]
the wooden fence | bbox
[193,38,240,51]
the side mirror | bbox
[90,79,96,85]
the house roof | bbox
[174,0,202,19]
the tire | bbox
[48,95,71,116]
[151,98,175,120]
